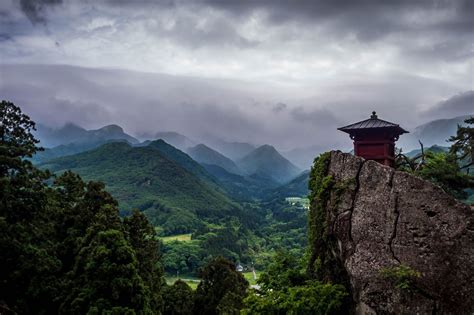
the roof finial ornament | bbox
[371,111,377,119]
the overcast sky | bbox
[0,0,473,150]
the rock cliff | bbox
[309,151,474,314]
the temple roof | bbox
[338,111,409,134]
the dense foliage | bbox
[307,152,343,281]
[0,101,163,314]
[6,100,471,314]
[417,152,474,200]
[243,251,348,314]
[1,100,315,314]
[449,116,474,170]
[160,198,308,276]
[40,140,241,235]
[244,281,348,315]
[194,257,248,315]
[396,117,474,201]
[163,280,195,315]
[380,264,421,292]
[39,137,311,276]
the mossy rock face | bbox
[307,152,352,285]
[331,177,357,213]
[309,150,474,314]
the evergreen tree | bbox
[395,117,474,200]
[0,100,61,313]
[1,101,165,314]
[194,257,248,315]
[124,209,165,312]
[257,249,306,292]
[60,205,151,314]
[163,280,195,315]
[243,281,348,315]
[417,152,474,200]
[449,116,474,170]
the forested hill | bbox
[266,170,310,200]
[187,143,242,175]
[146,139,219,185]
[40,141,240,234]
[237,144,301,183]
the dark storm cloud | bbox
[101,0,474,63]
[200,0,474,39]
[404,40,474,62]
[0,33,12,41]
[97,0,474,41]
[424,91,474,118]
[1,64,471,150]
[0,64,266,143]
[0,1,471,150]
[1,0,472,63]
[19,0,62,25]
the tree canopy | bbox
[0,101,164,314]
[449,116,474,170]
[396,118,474,200]
[194,257,248,315]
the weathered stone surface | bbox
[324,151,474,314]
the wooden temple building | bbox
[338,111,409,167]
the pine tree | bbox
[1,101,165,313]
[194,257,248,315]
[0,100,61,313]
[60,205,152,314]
[163,280,194,315]
[449,117,474,170]
[124,209,165,312]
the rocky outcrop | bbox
[316,151,474,314]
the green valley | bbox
[38,138,310,276]
[40,141,241,235]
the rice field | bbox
[160,233,192,243]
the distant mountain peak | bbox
[148,131,196,150]
[255,144,277,153]
[97,124,124,133]
[148,139,172,148]
[62,122,86,131]
[237,144,300,184]
[399,114,473,150]
[207,140,256,161]
[34,122,138,148]
[187,143,242,175]
[194,143,209,149]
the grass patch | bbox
[242,271,261,286]
[165,276,200,290]
[161,233,192,243]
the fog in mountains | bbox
[31,110,472,171]
[1,0,472,162]
[1,64,472,158]
[2,0,473,154]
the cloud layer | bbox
[0,0,472,150]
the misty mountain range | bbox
[29,112,472,224]
[36,123,139,147]
[4,64,473,159]
[33,113,473,170]
[33,121,303,190]
[397,115,472,150]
